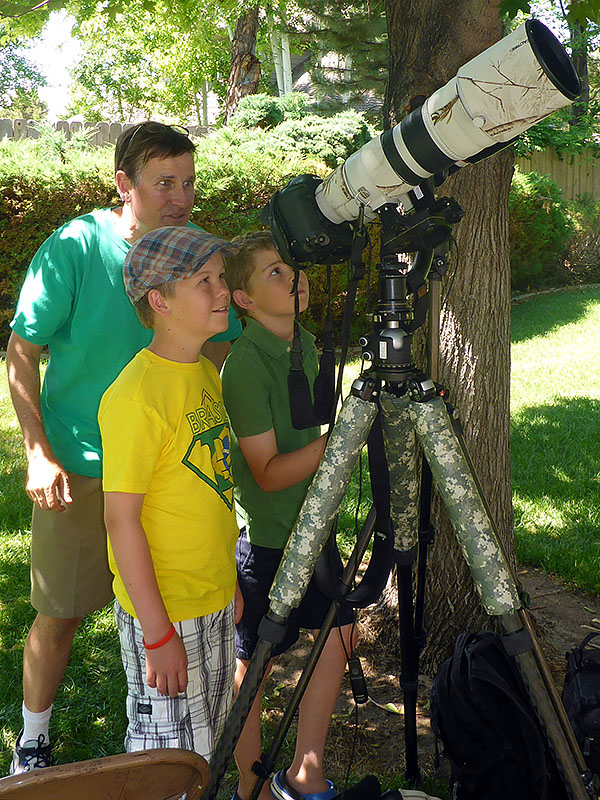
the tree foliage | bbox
[289,0,387,115]
[66,0,232,123]
[0,26,47,118]
[502,0,600,24]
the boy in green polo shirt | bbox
[221,231,355,800]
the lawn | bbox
[511,287,600,592]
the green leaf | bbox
[565,0,600,25]
[500,0,531,18]
[383,702,402,714]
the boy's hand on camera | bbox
[145,632,188,698]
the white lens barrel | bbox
[433,21,579,146]
[316,138,418,224]
[315,20,580,225]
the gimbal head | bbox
[357,182,463,386]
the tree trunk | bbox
[224,6,261,123]
[377,0,515,674]
[270,29,285,95]
[569,20,589,125]
[281,30,293,94]
[200,79,209,128]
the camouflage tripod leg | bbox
[268,392,378,616]
[205,393,378,800]
[405,394,592,800]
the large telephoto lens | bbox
[315,20,581,225]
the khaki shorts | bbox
[30,473,113,619]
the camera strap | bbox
[288,266,335,430]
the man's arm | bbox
[104,491,188,698]
[237,428,327,493]
[6,331,72,512]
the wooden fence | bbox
[515,149,600,201]
[0,119,211,145]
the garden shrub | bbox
[264,110,374,168]
[0,135,118,347]
[230,92,312,130]
[509,168,574,290]
[277,92,311,120]
[562,195,600,285]
[230,93,285,129]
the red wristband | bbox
[143,623,175,650]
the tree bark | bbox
[224,6,261,123]
[569,20,589,125]
[377,0,515,674]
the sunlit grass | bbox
[511,287,600,591]
[0,358,128,769]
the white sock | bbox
[22,702,52,746]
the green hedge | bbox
[509,168,575,290]
[230,92,313,129]
[0,136,119,345]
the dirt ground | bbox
[261,567,600,795]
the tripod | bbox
[206,190,595,800]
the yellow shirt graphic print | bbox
[183,389,234,510]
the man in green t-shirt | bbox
[6,122,241,775]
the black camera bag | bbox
[562,631,600,777]
[431,630,567,800]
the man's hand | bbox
[26,453,72,512]
[145,630,189,698]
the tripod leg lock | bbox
[400,676,418,694]
[501,627,533,657]
[393,545,418,567]
[257,612,288,645]
[252,755,273,781]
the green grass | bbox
[511,287,600,592]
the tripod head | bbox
[357,181,463,388]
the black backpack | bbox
[562,631,600,777]
[430,630,568,800]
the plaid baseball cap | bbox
[123,226,239,304]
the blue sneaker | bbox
[271,769,337,800]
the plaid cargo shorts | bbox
[114,599,235,761]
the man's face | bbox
[122,152,196,237]
[244,247,309,318]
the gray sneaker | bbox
[9,730,53,775]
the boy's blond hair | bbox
[224,230,276,316]
[134,281,176,329]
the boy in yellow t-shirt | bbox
[98,226,241,760]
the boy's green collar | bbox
[243,317,315,358]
